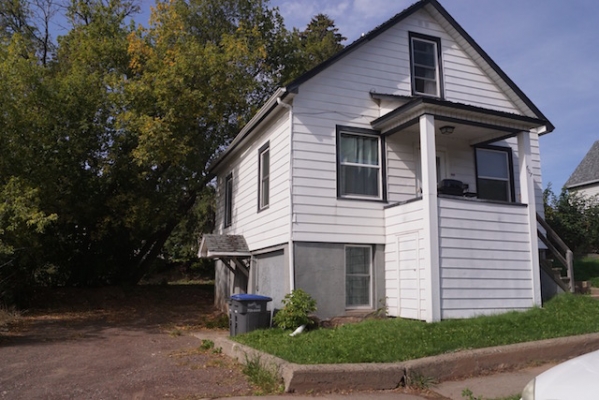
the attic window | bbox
[410,33,443,98]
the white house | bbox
[199,0,557,322]
[565,141,599,200]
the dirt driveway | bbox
[0,285,253,399]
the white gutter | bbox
[277,96,295,292]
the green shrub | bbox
[273,289,317,330]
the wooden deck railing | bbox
[536,213,574,293]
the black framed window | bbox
[337,127,384,199]
[258,142,270,211]
[409,32,443,98]
[475,146,515,202]
[224,172,233,227]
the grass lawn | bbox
[574,255,599,287]
[234,294,599,364]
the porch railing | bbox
[536,213,574,293]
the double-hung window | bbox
[345,245,372,308]
[224,172,233,227]
[258,142,270,211]
[337,128,383,199]
[410,33,442,98]
[475,147,514,202]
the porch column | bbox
[517,130,542,307]
[419,114,441,322]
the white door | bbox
[396,232,421,320]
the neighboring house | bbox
[565,141,599,199]
[199,0,555,322]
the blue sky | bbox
[130,0,599,190]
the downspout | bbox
[277,96,295,292]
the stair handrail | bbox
[537,213,574,293]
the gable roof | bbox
[211,0,553,173]
[565,141,599,189]
[285,0,552,132]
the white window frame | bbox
[258,142,270,211]
[410,33,442,98]
[224,172,233,227]
[337,128,383,200]
[344,245,373,309]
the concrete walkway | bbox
[194,330,599,398]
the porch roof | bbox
[370,96,551,141]
[198,234,251,258]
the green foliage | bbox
[281,13,346,84]
[272,289,317,330]
[461,389,520,400]
[242,356,283,395]
[0,0,345,302]
[406,371,436,389]
[572,256,599,287]
[236,294,599,364]
[544,185,599,253]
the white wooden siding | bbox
[384,200,426,318]
[438,197,534,319]
[215,112,290,250]
[575,184,599,199]
[288,7,541,245]
[386,137,418,203]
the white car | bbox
[521,349,599,400]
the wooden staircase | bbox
[537,213,574,293]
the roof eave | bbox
[424,0,554,133]
[209,87,291,173]
[372,97,549,132]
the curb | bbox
[193,331,599,393]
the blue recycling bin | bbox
[229,294,272,336]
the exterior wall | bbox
[250,246,289,310]
[572,184,599,200]
[289,8,530,245]
[438,196,534,319]
[384,200,426,319]
[386,136,418,202]
[294,242,385,319]
[214,111,290,251]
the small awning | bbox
[198,234,251,259]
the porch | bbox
[371,95,549,322]
[384,195,536,322]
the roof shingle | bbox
[565,141,599,189]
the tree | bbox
[280,13,346,84]
[0,0,58,63]
[544,185,599,254]
[0,0,349,300]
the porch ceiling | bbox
[371,97,550,145]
